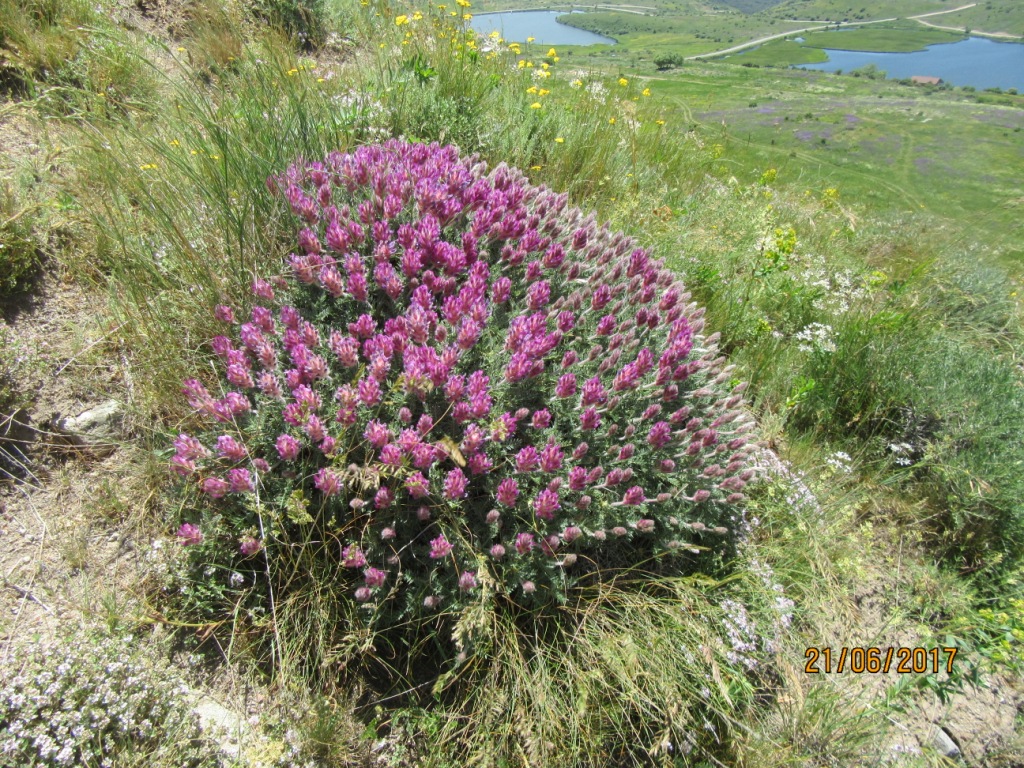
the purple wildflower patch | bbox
[171,140,757,624]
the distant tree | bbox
[654,52,685,70]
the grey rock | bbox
[930,726,961,758]
[53,400,125,446]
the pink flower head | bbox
[568,466,588,491]
[354,586,373,602]
[496,478,519,506]
[580,407,601,431]
[562,526,582,543]
[539,442,564,472]
[429,534,453,559]
[176,523,203,546]
[252,279,275,300]
[314,468,342,496]
[214,304,236,323]
[202,477,230,498]
[364,420,391,448]
[358,376,381,406]
[458,571,477,591]
[240,537,262,556]
[174,433,210,461]
[531,409,552,429]
[516,446,539,472]
[522,580,536,594]
[534,488,561,520]
[342,544,367,568]
[581,377,607,407]
[555,374,577,398]
[515,532,535,555]
[276,434,301,461]
[622,486,646,506]
[635,518,655,532]
[226,468,253,493]
[647,421,673,449]
[444,468,468,500]
[490,544,506,559]
[374,486,395,508]
[171,455,196,476]
[405,472,430,499]
[364,567,387,587]
[527,280,551,311]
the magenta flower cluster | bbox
[172,140,756,617]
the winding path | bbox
[688,3,982,61]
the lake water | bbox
[796,36,1024,91]
[469,11,616,46]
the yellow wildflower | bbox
[554,137,565,143]
[541,61,549,70]
[642,87,651,96]
[552,55,560,62]
[518,59,527,69]
[456,0,471,6]
[537,69,550,78]
[530,102,542,109]
[489,30,500,39]
[139,163,158,170]
[538,88,549,96]
[526,85,538,94]
[169,139,180,146]
[463,13,472,20]
[530,165,542,170]
[176,46,186,52]
[571,78,583,87]
[526,36,535,42]
[656,119,665,125]
[609,117,616,124]
[449,10,457,15]
[618,77,628,86]
[413,10,423,19]
[395,14,409,24]
[509,43,521,54]
[547,48,556,57]
[287,68,299,76]
[438,3,447,8]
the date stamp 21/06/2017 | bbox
[804,647,958,675]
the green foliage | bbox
[249,0,329,50]
[0,180,42,295]
[654,51,685,70]
[0,0,157,116]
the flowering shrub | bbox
[0,633,215,767]
[171,140,757,626]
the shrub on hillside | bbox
[170,140,756,640]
